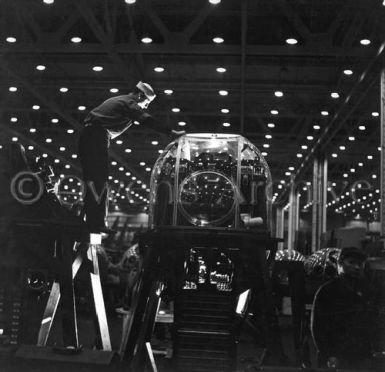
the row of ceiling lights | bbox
[40,0,385,9]
[39,0,222,6]
[5,29,375,47]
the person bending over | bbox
[78,81,183,234]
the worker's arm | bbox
[142,115,185,137]
[122,99,186,136]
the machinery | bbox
[124,134,282,371]
[0,143,116,371]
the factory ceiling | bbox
[0,0,384,217]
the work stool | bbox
[33,222,111,351]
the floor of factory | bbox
[1,309,318,372]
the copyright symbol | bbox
[10,171,44,205]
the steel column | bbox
[381,69,385,239]
[288,176,298,252]
[275,206,284,250]
[311,155,328,252]
[240,0,248,134]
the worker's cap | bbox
[136,81,156,102]
[338,246,367,262]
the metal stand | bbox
[37,232,111,350]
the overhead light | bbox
[216,67,226,73]
[321,111,329,116]
[358,162,363,166]
[219,90,228,96]
[141,37,153,44]
[65,165,71,169]
[71,36,82,43]
[222,122,231,127]
[134,120,139,125]
[348,136,355,141]
[36,65,46,71]
[331,153,338,158]
[164,89,173,95]
[28,146,34,150]
[288,166,294,171]
[60,87,68,93]
[111,161,117,166]
[343,69,353,75]
[78,106,86,111]
[11,137,18,142]
[371,111,379,117]
[151,141,159,145]
[125,0,136,3]
[158,149,164,154]
[367,155,373,160]
[154,66,164,72]
[139,162,146,166]
[45,138,52,143]
[331,92,339,98]
[307,136,314,140]
[30,128,36,133]
[32,105,40,110]
[10,117,18,123]
[209,0,221,4]
[267,123,275,128]
[116,140,123,145]
[358,125,366,130]
[286,38,298,45]
[67,129,74,134]
[171,107,180,113]
[339,145,346,150]
[270,110,279,115]
[6,37,16,43]
[178,121,186,126]
[360,39,371,46]
[51,118,59,123]
[43,0,54,4]
[213,37,224,44]
[221,108,229,114]
[265,134,272,139]
[9,87,17,92]
[145,167,151,172]
[59,147,66,151]
[296,153,303,158]
[313,125,320,130]
[125,148,132,153]
[274,91,283,97]
[263,144,269,148]
[92,66,103,72]
[301,145,308,150]
[350,168,355,173]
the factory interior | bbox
[1,0,385,371]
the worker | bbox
[311,246,381,369]
[78,81,183,234]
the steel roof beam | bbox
[0,43,375,58]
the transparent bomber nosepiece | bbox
[148,133,272,231]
